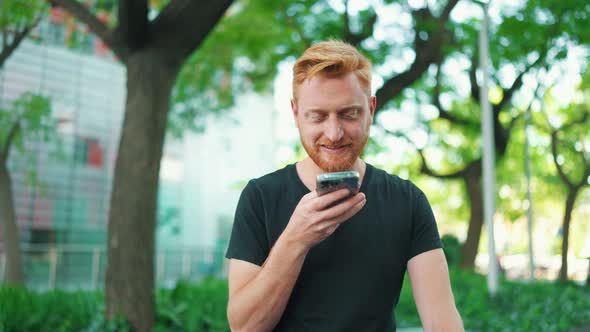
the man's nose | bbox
[324,116,343,142]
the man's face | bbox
[292,72,376,172]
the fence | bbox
[0,245,227,291]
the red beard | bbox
[301,135,368,172]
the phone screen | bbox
[316,171,360,196]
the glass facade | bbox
[1,20,125,250]
[0,15,277,289]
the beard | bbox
[301,134,368,172]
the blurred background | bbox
[0,0,589,331]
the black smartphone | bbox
[316,171,360,196]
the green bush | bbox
[1,272,589,332]
[441,234,462,267]
[154,278,229,332]
[396,268,590,331]
[0,286,100,332]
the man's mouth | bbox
[320,144,351,154]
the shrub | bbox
[1,271,589,332]
[441,234,462,267]
[0,286,100,332]
[396,268,590,331]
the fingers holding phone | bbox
[318,190,365,222]
[316,171,360,197]
[282,172,366,249]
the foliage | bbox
[0,0,46,63]
[0,287,101,332]
[536,67,590,188]
[154,279,229,332]
[184,0,590,269]
[1,273,589,332]
[171,0,393,136]
[441,233,462,267]
[398,268,590,331]
[0,93,53,153]
[0,0,45,31]
[0,92,55,184]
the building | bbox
[0,15,277,289]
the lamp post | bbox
[524,94,536,281]
[476,0,499,296]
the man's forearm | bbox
[422,306,464,332]
[227,234,308,332]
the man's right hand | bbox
[282,188,366,249]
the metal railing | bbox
[0,245,227,291]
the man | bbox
[225,40,464,332]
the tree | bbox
[189,0,589,269]
[394,0,590,268]
[0,0,43,66]
[0,0,47,286]
[537,76,590,282]
[0,95,52,286]
[47,0,234,330]
[177,0,458,120]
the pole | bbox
[479,1,499,296]
[524,98,535,280]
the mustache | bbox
[316,140,352,148]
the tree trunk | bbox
[105,49,180,332]
[460,162,484,269]
[0,163,24,286]
[558,190,578,282]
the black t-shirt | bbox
[226,163,442,331]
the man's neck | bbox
[295,157,366,192]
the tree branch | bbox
[550,130,573,189]
[379,125,466,179]
[2,27,8,51]
[374,0,458,114]
[417,147,467,179]
[0,122,21,164]
[151,0,234,60]
[342,1,377,47]
[116,0,149,50]
[494,55,544,114]
[375,62,431,113]
[343,0,352,43]
[48,0,129,61]
[492,55,545,155]
[561,110,589,132]
[0,17,40,69]
[440,0,459,22]
[580,154,590,186]
[545,105,590,190]
[433,61,479,128]
[469,49,480,102]
[581,163,590,190]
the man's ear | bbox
[291,98,299,127]
[369,96,376,124]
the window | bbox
[74,136,103,168]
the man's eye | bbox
[342,109,359,119]
[308,113,325,122]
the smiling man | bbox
[225,40,464,332]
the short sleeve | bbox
[408,187,442,260]
[225,180,269,266]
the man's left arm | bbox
[407,248,464,332]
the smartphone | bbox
[316,171,360,196]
